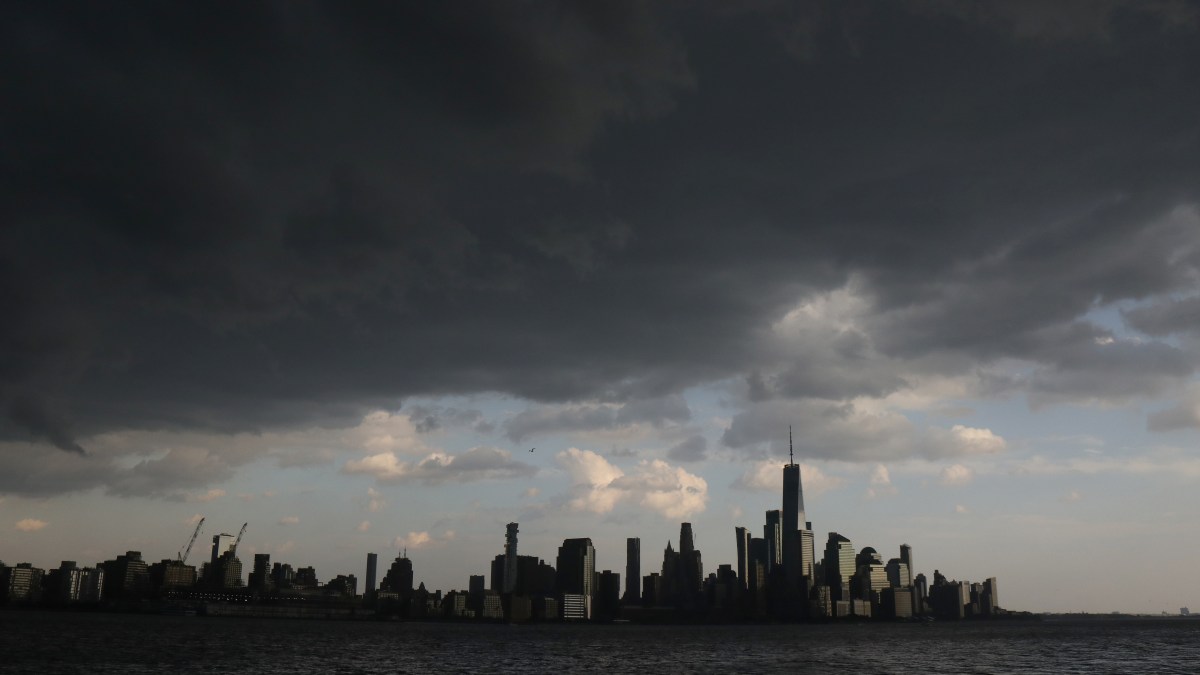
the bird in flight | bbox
[530,447,535,453]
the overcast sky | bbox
[4,1,1200,613]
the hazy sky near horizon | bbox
[3,1,1200,614]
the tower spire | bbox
[789,425,794,465]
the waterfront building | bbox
[100,551,149,599]
[561,593,588,620]
[1,563,45,604]
[148,559,195,592]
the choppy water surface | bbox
[2,612,1198,674]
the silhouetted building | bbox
[1,563,44,605]
[503,522,519,594]
[782,433,801,581]
[595,570,621,620]
[625,538,640,602]
[365,552,378,596]
[556,538,595,619]
[735,527,750,590]
[148,559,195,593]
[249,553,272,592]
[100,551,149,599]
[764,510,782,573]
[325,574,357,597]
[271,562,295,590]
[380,553,414,595]
[678,523,703,597]
[293,566,318,590]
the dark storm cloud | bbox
[3,1,1200,481]
[667,434,709,463]
[1123,295,1200,336]
[504,394,691,442]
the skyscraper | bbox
[210,533,235,568]
[764,510,781,573]
[504,522,519,594]
[782,427,801,580]
[900,544,914,579]
[735,526,750,590]
[556,538,595,619]
[365,552,378,595]
[625,538,640,602]
[678,522,703,594]
[823,532,855,600]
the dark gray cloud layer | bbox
[3,1,1200,460]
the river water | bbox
[2,611,1197,673]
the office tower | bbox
[734,527,750,590]
[823,533,855,600]
[764,510,781,572]
[982,577,999,615]
[365,552,378,594]
[799,529,815,580]
[504,522,519,594]
[595,570,621,620]
[625,538,641,602]
[469,574,485,596]
[854,547,887,600]
[782,427,801,579]
[900,544,914,579]
[380,551,413,594]
[250,553,271,591]
[886,557,911,587]
[678,522,703,594]
[210,533,235,568]
[556,538,595,619]
[679,522,695,554]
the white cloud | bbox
[870,464,892,485]
[279,516,300,526]
[865,463,898,499]
[356,520,371,532]
[393,530,455,551]
[343,446,536,485]
[367,487,386,512]
[554,448,709,519]
[940,464,975,486]
[15,518,48,532]
[522,487,540,499]
[731,460,845,496]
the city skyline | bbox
[4,2,1200,616]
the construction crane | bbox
[177,517,205,564]
[229,522,248,558]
